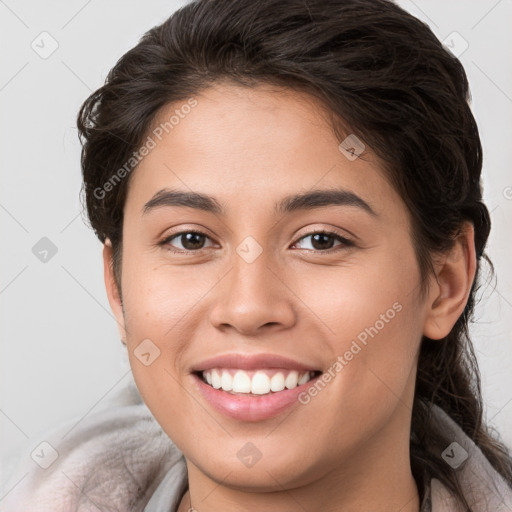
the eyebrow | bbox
[143,187,377,217]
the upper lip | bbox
[190,353,320,373]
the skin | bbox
[103,82,476,512]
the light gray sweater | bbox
[1,373,511,511]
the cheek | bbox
[292,245,423,437]
[333,250,422,385]
[287,240,421,345]
[321,299,421,456]
[118,255,202,397]
[121,256,218,335]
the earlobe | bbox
[423,223,477,340]
[102,239,127,341]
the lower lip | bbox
[192,373,320,422]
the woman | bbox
[2,0,511,510]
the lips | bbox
[190,352,320,373]
[189,353,323,421]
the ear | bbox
[103,239,127,343]
[423,222,477,340]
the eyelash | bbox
[159,229,354,254]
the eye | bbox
[292,230,354,252]
[161,230,215,252]
[160,229,354,253]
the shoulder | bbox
[426,405,512,512]
[0,375,185,512]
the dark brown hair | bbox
[77,0,512,508]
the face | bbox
[106,82,434,491]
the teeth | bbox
[221,371,233,391]
[232,370,251,393]
[285,370,299,389]
[251,372,270,394]
[270,372,285,392]
[201,369,316,395]
[211,369,221,389]
[298,371,310,385]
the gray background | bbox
[1,0,511,497]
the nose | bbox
[208,248,297,336]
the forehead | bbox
[125,82,403,221]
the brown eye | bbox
[162,231,214,251]
[293,231,353,252]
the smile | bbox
[199,368,320,395]
[190,352,323,420]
